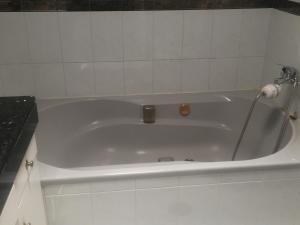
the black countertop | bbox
[0,96,38,214]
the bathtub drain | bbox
[158,157,174,162]
[158,157,195,162]
[185,158,195,162]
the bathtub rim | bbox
[37,90,273,112]
[36,90,300,185]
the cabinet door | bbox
[18,138,48,225]
[0,187,20,225]
[18,157,47,225]
[1,136,47,225]
[28,155,48,225]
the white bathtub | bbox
[38,91,300,225]
[36,91,300,184]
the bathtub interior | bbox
[36,95,292,169]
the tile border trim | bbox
[274,0,300,15]
[0,0,273,12]
[0,0,299,16]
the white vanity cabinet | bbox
[0,136,47,225]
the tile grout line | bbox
[179,11,184,93]
[56,11,67,98]
[89,11,97,96]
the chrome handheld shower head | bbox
[261,84,282,99]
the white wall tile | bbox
[237,57,264,89]
[218,182,264,225]
[178,185,220,225]
[90,179,134,193]
[181,59,210,92]
[33,63,65,98]
[239,9,271,57]
[42,172,300,225]
[265,9,300,69]
[0,9,274,98]
[257,180,300,225]
[212,10,242,58]
[94,61,124,96]
[92,191,135,225]
[262,58,282,84]
[45,195,93,225]
[136,176,179,189]
[153,11,183,59]
[44,183,90,196]
[0,13,29,64]
[123,11,153,60]
[210,58,238,91]
[0,64,35,96]
[153,60,181,93]
[59,12,93,62]
[218,170,265,183]
[179,173,221,186]
[64,63,95,97]
[91,12,123,61]
[25,12,62,63]
[182,10,212,59]
[263,9,300,115]
[136,188,179,225]
[262,168,300,181]
[124,61,153,95]
[0,76,3,96]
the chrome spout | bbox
[274,66,299,86]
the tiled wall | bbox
[262,9,300,112]
[44,167,300,225]
[263,9,300,83]
[0,9,270,98]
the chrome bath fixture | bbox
[142,105,156,124]
[274,66,299,87]
[232,66,299,161]
[273,66,299,153]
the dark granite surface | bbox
[274,0,300,15]
[0,0,276,11]
[0,96,38,214]
[0,0,299,14]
